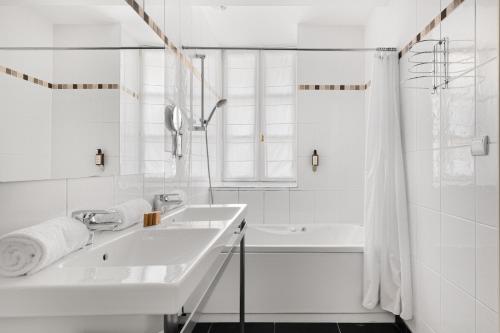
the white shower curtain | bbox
[362,52,413,320]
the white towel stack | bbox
[0,217,90,277]
[110,199,152,230]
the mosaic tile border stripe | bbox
[399,0,464,58]
[124,0,220,97]
[298,82,370,91]
[0,65,139,99]
[0,65,52,88]
[51,83,119,90]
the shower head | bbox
[205,98,227,126]
[215,98,227,108]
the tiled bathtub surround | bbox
[398,0,465,58]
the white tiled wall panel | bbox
[0,179,67,235]
[238,190,264,224]
[219,25,366,227]
[263,190,290,224]
[385,0,500,331]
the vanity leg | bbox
[163,314,179,333]
[240,235,245,333]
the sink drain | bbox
[102,253,109,261]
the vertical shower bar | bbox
[444,37,449,89]
[196,54,206,128]
[432,43,437,93]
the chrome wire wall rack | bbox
[405,37,475,93]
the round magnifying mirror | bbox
[165,104,183,132]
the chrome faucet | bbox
[71,210,123,231]
[153,193,184,214]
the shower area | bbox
[184,1,499,331]
[183,24,408,323]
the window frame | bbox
[219,50,297,183]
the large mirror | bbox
[0,1,169,182]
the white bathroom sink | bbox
[62,228,220,267]
[0,204,246,317]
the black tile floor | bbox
[191,322,404,333]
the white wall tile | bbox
[297,156,331,189]
[334,189,363,224]
[416,87,440,151]
[238,190,264,224]
[441,213,476,295]
[419,265,441,333]
[440,1,475,148]
[213,190,238,205]
[417,207,441,273]
[314,190,336,223]
[143,174,164,205]
[416,0,441,29]
[476,0,499,63]
[67,176,114,213]
[476,223,499,312]
[441,280,476,333]
[476,58,499,142]
[290,190,314,224]
[440,79,475,149]
[396,0,499,332]
[476,301,498,333]
[475,143,499,228]
[417,149,441,211]
[297,123,318,158]
[441,147,475,221]
[263,190,290,224]
[0,179,67,235]
[298,25,365,82]
[113,174,143,204]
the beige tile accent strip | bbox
[0,65,52,88]
[51,83,120,90]
[298,83,370,91]
[0,65,139,99]
[399,0,465,58]
[124,0,220,97]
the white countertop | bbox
[0,204,247,317]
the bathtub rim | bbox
[231,223,364,253]
[241,245,364,253]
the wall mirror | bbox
[0,0,167,182]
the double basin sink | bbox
[0,204,246,317]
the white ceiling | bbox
[190,0,389,6]
[188,0,391,46]
[0,0,392,47]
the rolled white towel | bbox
[0,217,89,277]
[110,199,152,230]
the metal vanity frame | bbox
[164,219,247,333]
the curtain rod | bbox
[182,46,397,52]
[0,46,165,50]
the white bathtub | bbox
[245,224,364,253]
[200,224,392,323]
